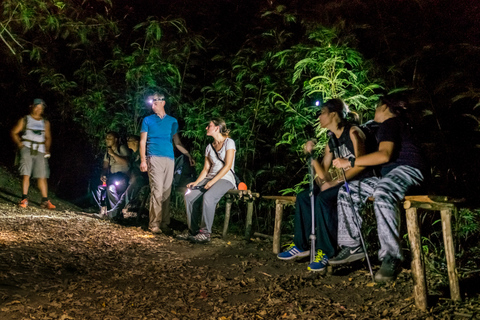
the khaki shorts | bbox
[18,147,50,178]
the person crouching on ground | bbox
[11,98,55,210]
[106,135,148,219]
[330,93,425,282]
[179,118,237,244]
[93,131,130,218]
[277,98,372,272]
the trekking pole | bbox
[328,131,375,282]
[308,156,316,264]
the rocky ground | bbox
[0,166,479,319]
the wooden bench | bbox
[222,189,261,239]
[263,193,463,310]
[261,195,297,254]
[403,195,463,310]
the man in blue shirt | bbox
[140,91,195,234]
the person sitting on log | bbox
[277,99,373,272]
[330,93,425,282]
[179,118,237,244]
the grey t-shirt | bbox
[205,138,236,188]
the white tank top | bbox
[21,115,46,153]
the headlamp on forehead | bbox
[147,97,165,105]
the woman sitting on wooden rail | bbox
[331,93,425,282]
[178,118,237,244]
[278,98,373,272]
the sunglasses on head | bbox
[152,98,165,102]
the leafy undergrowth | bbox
[0,204,479,320]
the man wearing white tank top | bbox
[11,98,55,210]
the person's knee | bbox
[373,188,398,204]
[203,192,221,207]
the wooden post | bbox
[273,200,284,254]
[440,209,461,301]
[405,207,428,311]
[223,195,233,238]
[244,199,254,240]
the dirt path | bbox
[2,203,479,319]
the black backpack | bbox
[359,120,380,154]
[173,154,196,188]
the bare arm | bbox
[43,120,52,154]
[173,133,195,166]
[10,118,25,149]
[187,157,211,188]
[341,127,367,181]
[107,145,129,166]
[139,132,148,172]
[356,141,394,167]
[304,140,332,185]
[333,140,395,169]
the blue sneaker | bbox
[308,250,328,272]
[277,243,310,260]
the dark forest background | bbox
[1,0,479,206]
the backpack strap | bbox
[210,140,236,176]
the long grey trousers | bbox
[184,178,234,234]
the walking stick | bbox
[328,131,375,282]
[308,156,316,263]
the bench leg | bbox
[273,200,284,254]
[440,209,461,301]
[406,207,428,311]
[244,200,254,240]
[223,197,233,238]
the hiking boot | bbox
[189,231,210,244]
[308,250,329,272]
[149,227,162,234]
[40,200,56,210]
[328,246,365,265]
[176,231,193,241]
[374,255,402,282]
[18,198,28,208]
[277,243,310,260]
[93,213,108,220]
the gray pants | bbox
[337,165,423,261]
[147,156,174,229]
[18,146,50,178]
[184,178,234,234]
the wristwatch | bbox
[349,157,355,168]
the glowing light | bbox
[135,234,155,238]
